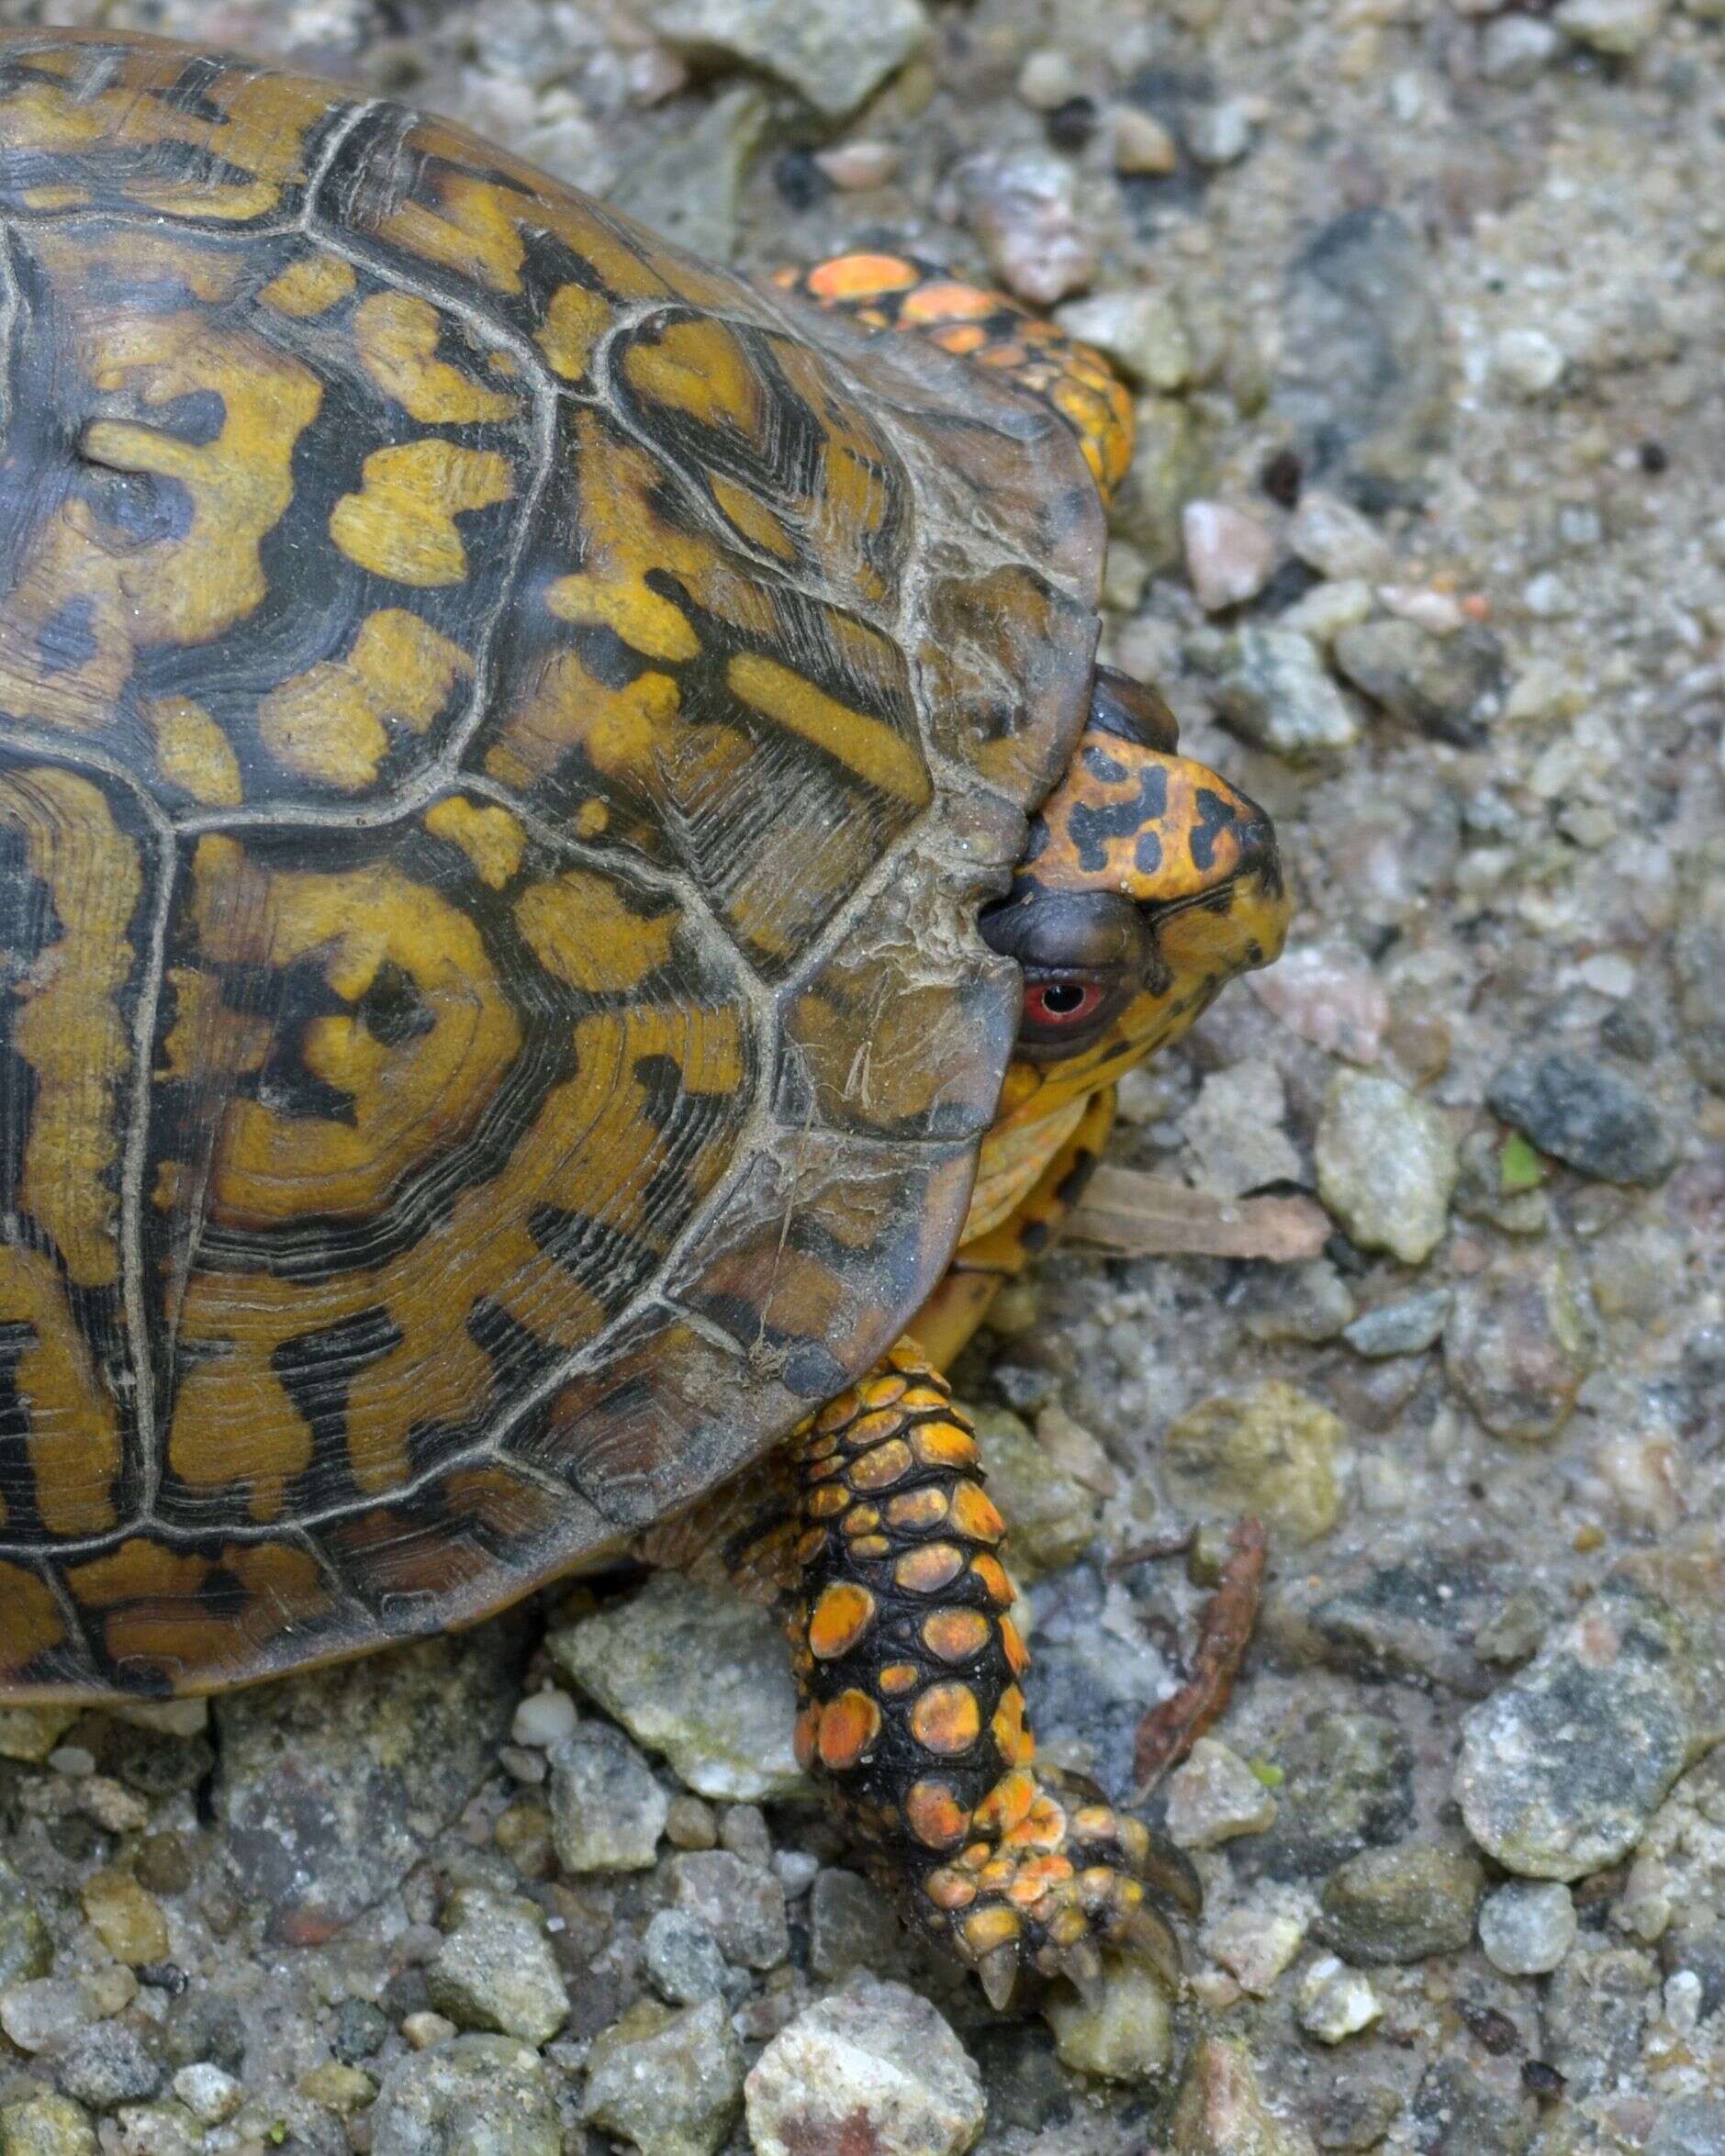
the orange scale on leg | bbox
[909,1421,980,1472]
[999,1615,1031,1677]
[958,1840,992,1871]
[960,1904,1022,1955]
[807,252,920,300]
[848,1437,913,1491]
[905,1779,969,1850]
[970,1554,1014,1606]
[806,1484,850,1519]
[842,1407,904,1449]
[879,1661,921,1695]
[978,341,1029,370]
[973,1768,1036,1836]
[808,1581,877,1660]
[924,1866,978,1911]
[792,1704,821,1771]
[850,1534,890,1558]
[817,1690,882,1771]
[859,1374,909,1410]
[887,1486,950,1531]
[840,1504,882,1536]
[922,1609,991,1663]
[897,1380,950,1409]
[949,1483,1006,1544]
[910,1681,982,1757]
[895,1543,966,1594]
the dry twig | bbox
[1068,1166,1328,1262]
[1131,1514,1268,1796]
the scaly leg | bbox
[786,1337,1198,2008]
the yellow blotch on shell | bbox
[258,609,474,791]
[146,697,243,807]
[514,870,679,992]
[726,652,931,809]
[423,796,525,888]
[0,1559,67,1678]
[259,253,357,318]
[330,441,514,587]
[535,282,610,382]
[376,169,528,295]
[354,291,521,426]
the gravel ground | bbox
[2,1,1722,2152]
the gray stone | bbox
[1273,207,1449,508]
[1165,1739,1279,1850]
[1545,1945,1658,2096]
[642,1910,728,2005]
[1674,843,1725,1089]
[1409,2061,1534,2155]
[1238,1708,1416,1884]
[1045,1953,1174,2083]
[807,1868,901,1980]
[1181,1061,1305,1199]
[1111,395,1204,570]
[1480,17,1563,83]
[371,2035,560,2156]
[1650,2099,1725,2156]
[216,1619,528,1940]
[549,1574,805,1802]
[745,1976,985,2156]
[427,1887,568,2046]
[1288,491,1394,582]
[1342,1290,1451,1359]
[608,85,767,264]
[1555,0,1666,53]
[953,151,1096,307]
[0,1980,86,2054]
[1478,1882,1577,1975]
[1053,291,1191,391]
[1213,626,1361,759]
[582,1999,745,2156]
[970,1407,1097,1576]
[170,2067,243,2127]
[1171,2038,1316,2155]
[54,2023,163,2112]
[330,1999,391,2064]
[1457,1547,1725,1879]
[1265,1542,1513,1698]
[1316,1070,1457,1265]
[547,1724,668,1873]
[0,1857,51,1986]
[1334,620,1504,745]
[1162,1380,1343,1547]
[1315,1843,1483,1964]
[1240,1259,1358,1346]
[666,1850,790,1969]
[1183,502,1279,612]
[1487,1052,1675,1187]
[630,0,928,117]
[0,2096,97,2156]
[1446,1255,1593,1444]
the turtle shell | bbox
[0,29,1104,1699]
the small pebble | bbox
[1183,501,1279,611]
[510,1688,577,1750]
[812,140,902,190]
[1487,1051,1675,1187]
[1165,1739,1279,1850]
[642,1910,730,2006]
[1316,1070,1458,1266]
[1054,290,1190,390]
[1206,1905,1308,1996]
[1493,327,1565,397]
[1342,1290,1451,1359]
[1554,0,1667,54]
[401,2012,457,2050]
[1111,106,1180,174]
[1479,1882,1577,1975]
[1183,98,1254,166]
[746,1977,984,2156]
[1016,48,1079,110]
[1480,16,1563,83]
[171,2067,243,2127]
[953,151,1096,305]
[1298,1957,1382,2044]
[1288,491,1394,583]
[666,1793,720,1849]
[583,1998,745,2156]
[1212,625,1361,758]
[1046,1953,1174,2083]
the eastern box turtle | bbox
[0,29,1289,2005]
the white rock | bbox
[1478,1882,1577,1975]
[1016,48,1079,109]
[173,2066,245,2126]
[1182,502,1279,611]
[1165,1740,1279,1850]
[1278,578,1375,645]
[1111,106,1180,174]
[1493,327,1566,397]
[1316,1070,1458,1265]
[1044,1953,1174,2082]
[510,1687,577,1749]
[1181,1063,1303,1200]
[1288,491,1394,582]
[1054,290,1190,390]
[745,1977,984,2156]
[1206,1903,1310,1995]
[1296,1956,1382,2044]
[1555,0,1666,52]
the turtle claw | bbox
[978,1943,1019,2012]
[1121,1902,1184,1994]
[1058,1938,1107,2008]
[1140,1831,1204,1920]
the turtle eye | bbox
[1020,976,1108,1039]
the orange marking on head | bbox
[806,253,921,301]
[808,1581,877,1659]
[817,1689,883,1770]
[906,1779,970,1849]
[895,1543,966,1594]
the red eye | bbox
[1023,979,1106,1030]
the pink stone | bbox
[1182,500,1279,612]
[1249,940,1389,1065]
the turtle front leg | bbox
[787,1340,1198,2010]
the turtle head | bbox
[980,667,1290,1120]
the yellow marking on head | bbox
[259,253,357,318]
[727,652,931,807]
[515,870,679,991]
[354,292,521,426]
[330,441,514,586]
[423,796,526,888]
[147,697,244,807]
[535,282,610,382]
